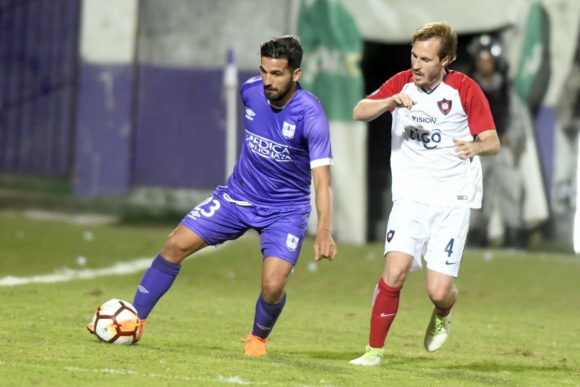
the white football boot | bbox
[424,309,451,352]
[349,345,384,366]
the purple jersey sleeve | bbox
[226,79,333,208]
[302,91,332,169]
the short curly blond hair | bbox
[412,22,457,65]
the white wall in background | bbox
[80,0,139,63]
[138,0,292,70]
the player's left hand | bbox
[453,138,482,160]
[314,232,337,261]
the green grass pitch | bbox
[0,212,579,386]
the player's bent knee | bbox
[162,231,206,264]
[428,293,447,305]
[383,268,409,287]
[261,283,285,303]
[427,288,455,305]
[160,243,187,264]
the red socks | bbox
[434,303,454,317]
[369,277,402,348]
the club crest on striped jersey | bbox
[437,98,452,115]
[286,233,299,251]
[282,121,296,139]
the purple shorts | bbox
[180,187,310,266]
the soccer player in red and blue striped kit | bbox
[87,35,337,356]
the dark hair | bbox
[412,22,458,65]
[260,35,303,71]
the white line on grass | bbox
[0,258,155,286]
[0,360,266,385]
[64,366,265,385]
[0,232,259,287]
[0,246,220,287]
[1,360,336,387]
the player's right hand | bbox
[314,233,337,261]
[389,93,417,110]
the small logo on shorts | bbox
[186,210,201,220]
[445,260,459,265]
[387,230,395,242]
[457,195,468,200]
[286,234,299,251]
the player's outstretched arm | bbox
[453,129,501,160]
[353,94,417,122]
[312,165,337,261]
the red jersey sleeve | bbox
[457,76,496,136]
[367,70,413,100]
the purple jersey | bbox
[226,76,333,208]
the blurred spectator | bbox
[551,45,580,244]
[467,34,525,248]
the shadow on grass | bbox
[283,349,437,364]
[444,361,573,373]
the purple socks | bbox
[251,292,286,338]
[133,254,181,319]
[133,254,287,340]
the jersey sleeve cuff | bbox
[310,158,333,169]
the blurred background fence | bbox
[1,0,580,252]
[0,0,79,177]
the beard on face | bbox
[413,72,422,83]
[413,70,438,89]
[264,82,291,103]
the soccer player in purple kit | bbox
[87,35,337,356]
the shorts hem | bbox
[262,253,298,266]
[180,220,212,245]
[425,264,459,278]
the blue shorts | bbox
[180,187,310,266]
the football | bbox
[90,299,140,345]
